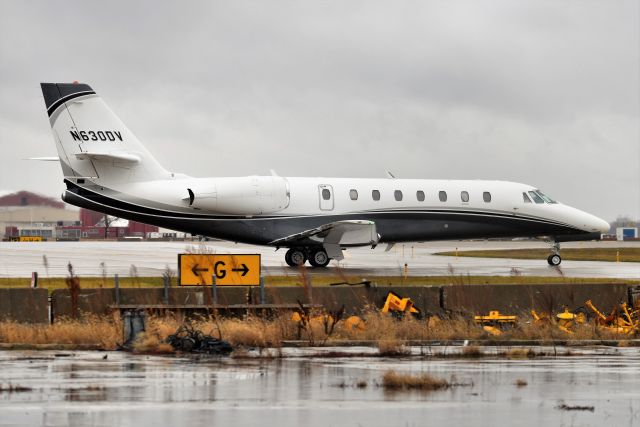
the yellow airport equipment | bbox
[530,310,549,324]
[474,311,517,336]
[16,236,43,242]
[474,311,517,324]
[381,292,420,316]
[344,315,366,331]
[585,300,638,335]
[555,308,585,334]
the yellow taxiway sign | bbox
[178,254,261,286]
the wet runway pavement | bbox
[0,348,638,427]
[0,240,638,278]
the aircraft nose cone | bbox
[583,214,610,234]
[594,217,611,234]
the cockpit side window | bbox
[528,191,544,204]
[535,189,557,204]
[522,192,532,203]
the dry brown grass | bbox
[381,370,449,391]
[0,315,121,349]
[503,348,536,359]
[0,383,33,393]
[461,345,483,357]
[377,339,410,356]
[132,331,174,354]
[0,308,636,351]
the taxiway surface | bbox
[0,240,638,278]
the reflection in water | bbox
[0,348,639,427]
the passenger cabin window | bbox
[439,191,447,202]
[523,192,532,203]
[394,190,403,201]
[322,188,331,200]
[461,191,469,202]
[528,191,544,204]
[483,192,491,203]
[416,190,425,202]
[372,190,380,201]
[349,189,358,200]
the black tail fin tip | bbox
[40,82,95,115]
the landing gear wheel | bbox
[547,254,562,266]
[285,248,306,267]
[308,249,330,268]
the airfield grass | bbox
[0,274,638,293]
[435,247,640,263]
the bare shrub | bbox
[504,348,536,359]
[381,370,449,391]
[65,263,81,318]
[515,379,528,387]
[132,331,174,354]
[377,339,410,356]
[461,345,483,358]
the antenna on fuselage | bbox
[385,170,397,179]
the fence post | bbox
[114,274,120,306]
[260,276,265,305]
[163,274,169,305]
[212,275,217,306]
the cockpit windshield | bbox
[528,191,544,204]
[534,189,557,204]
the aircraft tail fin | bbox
[40,82,169,184]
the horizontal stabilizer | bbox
[25,156,59,161]
[75,151,141,163]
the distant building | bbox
[0,191,160,240]
[0,191,78,239]
[0,191,65,209]
[610,216,639,241]
[55,208,160,239]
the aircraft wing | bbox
[269,220,379,260]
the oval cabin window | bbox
[394,190,403,201]
[416,191,425,202]
[322,188,331,200]
[483,192,491,203]
[439,191,447,202]
[349,189,358,200]
[372,190,380,201]
[461,191,469,202]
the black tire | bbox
[308,249,330,268]
[285,248,306,267]
[547,254,562,266]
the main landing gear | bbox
[547,241,562,266]
[284,247,331,268]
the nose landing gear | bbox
[547,241,562,266]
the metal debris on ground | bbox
[166,323,233,355]
[474,311,517,336]
[381,291,421,319]
[554,307,588,334]
[292,301,346,339]
[585,300,639,335]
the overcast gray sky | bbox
[0,1,638,221]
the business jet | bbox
[39,82,609,267]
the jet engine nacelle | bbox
[187,176,290,215]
